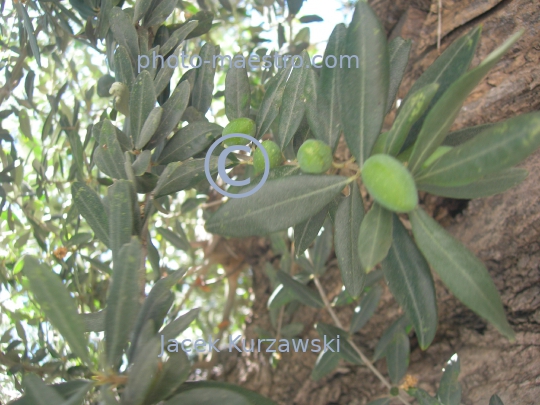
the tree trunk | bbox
[211,1,540,404]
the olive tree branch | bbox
[313,275,411,405]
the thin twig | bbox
[313,276,411,405]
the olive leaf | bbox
[357,203,393,273]
[339,1,389,166]
[408,30,523,173]
[382,215,438,350]
[410,208,515,340]
[225,56,251,121]
[105,237,141,369]
[311,350,340,381]
[130,71,156,148]
[21,257,90,364]
[206,175,351,237]
[414,113,540,187]
[334,182,365,298]
[350,285,382,333]
[386,36,411,114]
[72,182,111,247]
[437,355,461,405]
[403,26,482,148]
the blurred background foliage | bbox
[0,0,350,400]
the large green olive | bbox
[297,139,333,174]
[253,140,283,175]
[222,117,256,147]
[362,154,418,213]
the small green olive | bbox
[422,146,453,169]
[222,117,256,147]
[297,139,333,174]
[253,140,283,175]
[362,154,418,213]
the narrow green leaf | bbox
[158,121,223,164]
[15,4,41,67]
[21,257,89,363]
[350,285,382,333]
[319,24,346,149]
[72,182,110,247]
[383,83,439,156]
[311,350,340,381]
[339,1,389,165]
[358,203,392,272]
[147,80,191,149]
[489,394,505,405]
[409,30,524,173]
[415,112,540,186]
[160,308,201,341]
[132,150,152,175]
[419,168,527,199]
[145,351,191,403]
[206,175,351,237]
[225,56,251,121]
[256,66,291,138]
[154,63,175,97]
[110,7,139,64]
[373,316,409,361]
[122,336,161,405]
[136,107,162,150]
[129,71,156,148]
[312,220,333,275]
[105,238,141,369]
[94,120,127,179]
[276,52,308,150]
[382,215,437,349]
[129,270,186,360]
[133,0,153,23]
[315,323,362,365]
[157,227,190,251]
[386,37,411,114]
[386,330,410,385]
[59,382,92,405]
[403,26,482,147]
[437,355,461,405]
[443,123,495,147]
[144,0,177,27]
[334,182,365,298]
[154,158,219,198]
[294,204,329,257]
[276,271,323,308]
[23,374,64,405]
[108,180,134,260]
[160,21,199,56]
[410,388,443,405]
[164,381,277,405]
[80,310,106,333]
[192,43,219,114]
[409,208,515,340]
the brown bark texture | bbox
[210,1,540,404]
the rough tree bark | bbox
[210,1,540,404]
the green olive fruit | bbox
[362,154,418,213]
[253,140,283,175]
[421,146,453,169]
[297,139,333,174]
[222,117,256,147]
